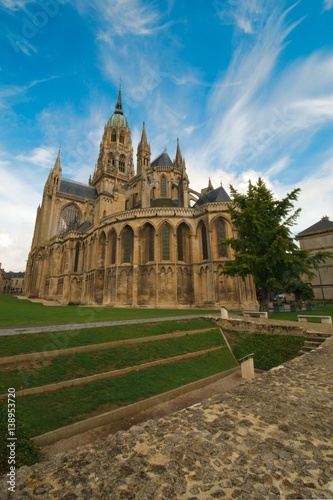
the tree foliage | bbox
[285,279,314,302]
[221,178,330,310]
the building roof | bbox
[108,88,128,128]
[151,151,174,167]
[78,220,92,232]
[297,216,333,237]
[60,179,97,200]
[100,190,114,197]
[194,185,231,206]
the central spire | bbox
[114,86,123,115]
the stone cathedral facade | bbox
[24,90,257,309]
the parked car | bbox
[273,293,286,302]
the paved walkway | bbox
[0,314,219,337]
[2,312,332,337]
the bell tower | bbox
[91,88,134,195]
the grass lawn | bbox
[0,330,224,392]
[269,303,333,322]
[10,348,237,436]
[0,318,214,357]
[225,330,306,371]
[0,295,314,441]
[0,295,218,328]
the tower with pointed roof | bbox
[92,87,134,194]
[25,89,257,309]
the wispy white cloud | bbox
[0,77,60,109]
[216,0,267,34]
[180,1,333,236]
[72,0,169,37]
[322,0,333,12]
[184,2,333,186]
[0,0,31,10]
[194,4,300,170]
[265,156,290,177]
[34,100,110,182]
[16,146,58,168]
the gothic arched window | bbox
[119,155,126,173]
[58,204,80,236]
[73,242,80,272]
[217,218,228,258]
[200,222,208,260]
[98,232,106,268]
[111,131,116,142]
[119,133,124,144]
[108,153,115,169]
[110,230,117,264]
[177,223,190,262]
[122,226,134,263]
[141,223,155,263]
[161,223,170,260]
[160,176,167,198]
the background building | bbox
[24,91,257,309]
[297,216,333,301]
[0,264,24,293]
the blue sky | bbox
[1,0,333,271]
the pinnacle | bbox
[114,87,123,115]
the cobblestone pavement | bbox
[0,317,332,499]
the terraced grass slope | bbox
[0,318,238,436]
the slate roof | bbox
[77,220,92,232]
[60,179,97,200]
[194,186,231,207]
[151,151,174,167]
[100,190,114,197]
[297,217,333,237]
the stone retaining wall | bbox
[217,317,306,336]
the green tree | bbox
[285,279,314,302]
[221,178,330,311]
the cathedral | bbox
[24,90,257,309]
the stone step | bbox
[298,334,332,355]
[304,340,323,349]
[306,335,332,342]
[301,345,320,353]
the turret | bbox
[137,121,151,176]
[43,150,62,198]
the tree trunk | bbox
[259,287,271,312]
